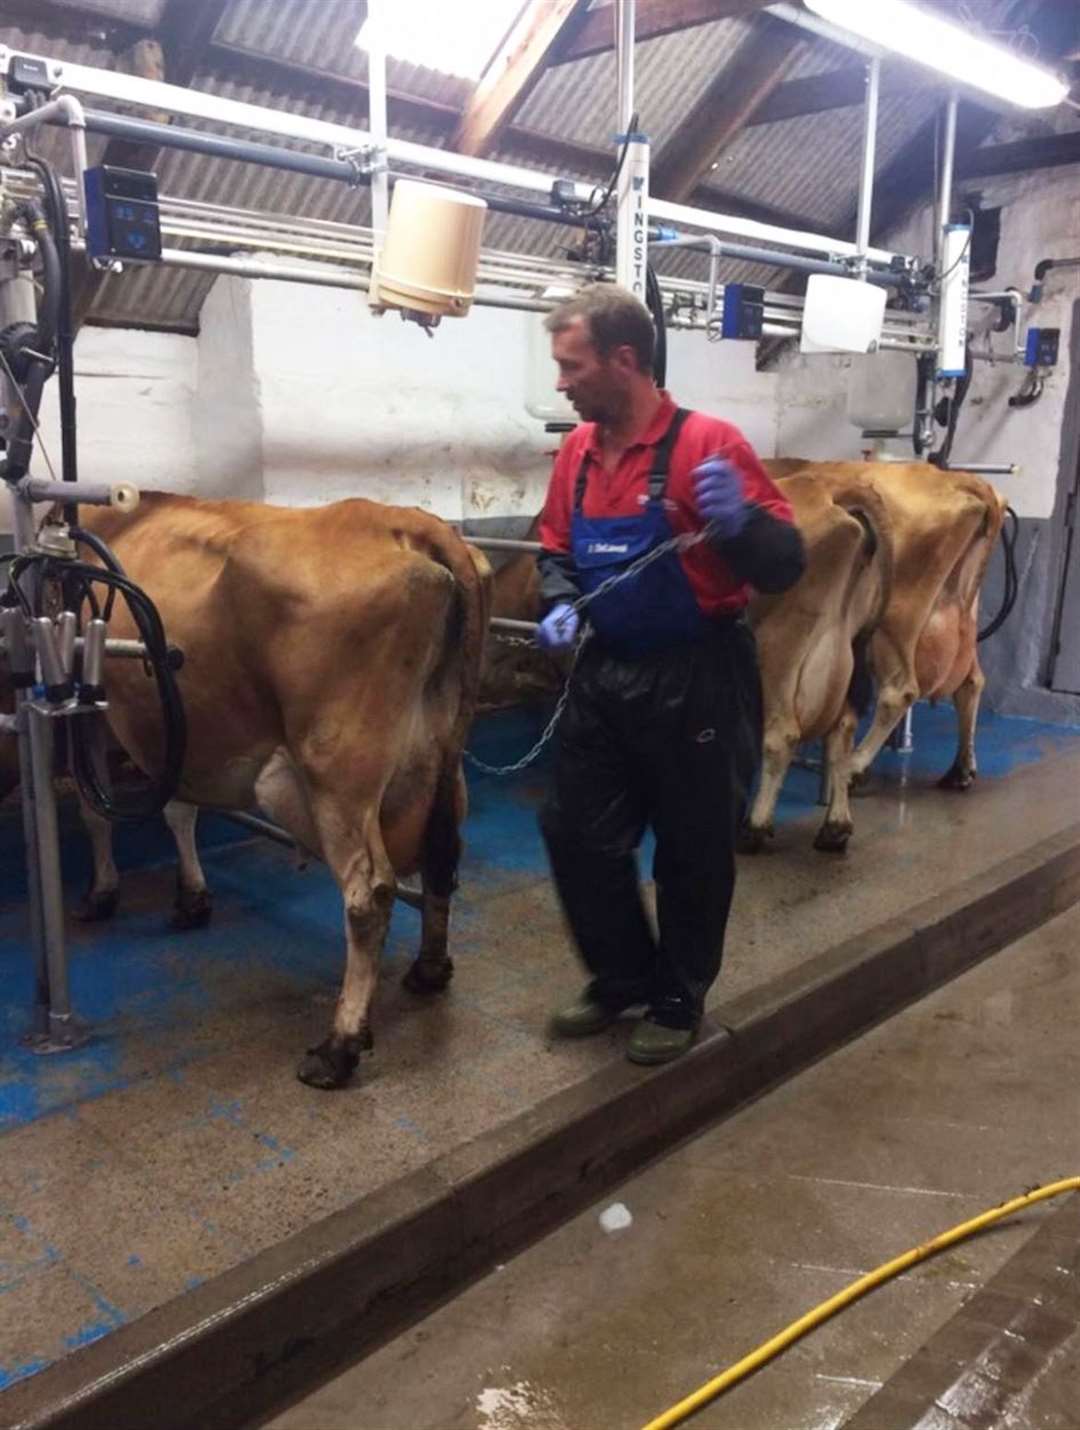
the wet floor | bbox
[259,902,1080,1430]
[1,703,1079,1394]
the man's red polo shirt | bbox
[538,392,796,618]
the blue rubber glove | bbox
[536,602,580,652]
[692,456,749,541]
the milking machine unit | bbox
[0,94,185,1051]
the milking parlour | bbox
[1,3,1079,1427]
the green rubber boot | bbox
[627,1018,698,1066]
[548,995,620,1040]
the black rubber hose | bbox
[7,552,188,819]
[913,354,935,458]
[71,525,127,620]
[1008,374,1044,410]
[645,263,667,388]
[1,199,60,483]
[930,343,973,469]
[978,505,1020,643]
[10,198,60,351]
[69,564,187,820]
[26,157,78,523]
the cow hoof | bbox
[75,889,118,923]
[738,823,772,855]
[814,822,852,854]
[938,763,976,792]
[296,1031,371,1090]
[402,958,454,995]
[170,888,212,931]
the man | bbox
[535,284,804,1065]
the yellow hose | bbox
[641,1176,1080,1430]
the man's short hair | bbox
[544,283,655,373]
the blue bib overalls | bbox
[539,409,762,1029]
[570,410,707,659]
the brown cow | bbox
[478,518,563,711]
[73,492,491,1088]
[744,473,892,851]
[766,461,1005,846]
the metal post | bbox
[937,462,1018,476]
[14,699,49,1039]
[366,0,389,237]
[6,468,86,1050]
[27,704,81,1045]
[616,0,635,137]
[937,93,958,265]
[855,58,880,272]
[614,1,649,301]
[465,536,542,554]
[490,616,539,635]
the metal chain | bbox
[491,633,536,649]
[465,526,714,777]
[562,526,711,622]
[464,636,586,777]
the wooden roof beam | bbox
[653,14,806,204]
[749,64,938,128]
[959,129,1080,179]
[557,0,775,63]
[454,0,592,159]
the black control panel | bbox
[83,166,162,263]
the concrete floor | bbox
[259,900,1080,1430]
[1,704,1079,1395]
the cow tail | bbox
[423,525,494,758]
[847,631,875,719]
[831,483,893,719]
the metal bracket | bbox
[22,1013,91,1056]
[334,142,384,186]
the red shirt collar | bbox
[582,391,677,460]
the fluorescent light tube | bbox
[804,0,1068,109]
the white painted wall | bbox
[1,327,196,533]
[192,276,262,502]
[4,157,1075,537]
[238,278,781,522]
[775,162,1080,521]
[0,271,781,539]
[251,283,552,521]
[667,328,779,456]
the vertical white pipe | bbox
[366,0,389,237]
[855,57,880,271]
[616,0,635,135]
[615,1,648,299]
[937,92,958,263]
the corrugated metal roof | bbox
[712,87,930,233]
[215,0,472,109]
[516,15,754,150]
[0,0,1068,332]
[89,261,215,330]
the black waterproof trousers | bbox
[539,620,762,1030]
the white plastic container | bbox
[800,274,886,355]
[372,180,487,317]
